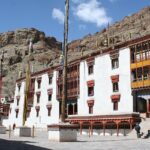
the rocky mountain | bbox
[0,28,62,98]
[0,6,150,99]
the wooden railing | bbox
[131,79,150,89]
[131,59,150,69]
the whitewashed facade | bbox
[3,35,150,136]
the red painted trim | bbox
[87,100,94,106]
[36,91,41,95]
[17,82,21,86]
[111,75,119,83]
[15,108,19,112]
[111,94,121,101]
[16,96,20,100]
[47,89,53,95]
[37,77,42,81]
[46,104,52,109]
[87,80,95,87]
[35,105,40,110]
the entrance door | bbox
[137,97,147,113]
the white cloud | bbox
[52,8,64,24]
[74,0,112,27]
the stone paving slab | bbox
[0,131,150,150]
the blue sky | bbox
[0,0,149,42]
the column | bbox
[103,121,106,136]
[90,122,94,136]
[80,122,83,135]
[146,99,150,117]
[67,104,69,115]
[116,122,119,136]
[73,103,75,115]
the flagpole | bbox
[22,40,32,126]
[61,0,69,122]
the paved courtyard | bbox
[0,131,150,150]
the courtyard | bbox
[0,130,150,150]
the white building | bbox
[3,35,150,136]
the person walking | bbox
[135,123,141,138]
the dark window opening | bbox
[137,68,142,81]
[48,109,51,116]
[17,99,19,106]
[113,101,118,111]
[37,95,40,103]
[88,86,94,96]
[113,82,119,92]
[111,58,119,69]
[37,81,41,89]
[48,94,52,101]
[18,85,21,92]
[49,76,52,84]
[36,110,39,117]
[88,65,93,75]
[89,106,93,114]
[16,112,18,118]
[58,70,63,77]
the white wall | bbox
[78,47,133,116]
[3,81,25,128]
[26,71,60,128]
[3,47,134,129]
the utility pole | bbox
[61,0,69,122]
[0,50,4,99]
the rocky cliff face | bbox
[0,6,150,99]
[0,28,62,98]
[68,6,150,58]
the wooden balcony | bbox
[131,79,150,89]
[131,59,150,69]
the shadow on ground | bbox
[0,138,52,150]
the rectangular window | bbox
[88,65,93,75]
[88,86,94,96]
[49,76,52,84]
[36,111,39,117]
[48,94,52,101]
[137,68,142,81]
[18,85,21,92]
[37,95,40,103]
[58,70,63,77]
[89,106,93,114]
[48,109,51,116]
[113,82,119,92]
[37,81,41,89]
[113,101,118,111]
[16,112,18,118]
[111,58,119,69]
[17,99,19,106]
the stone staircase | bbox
[128,118,150,138]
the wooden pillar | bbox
[90,122,93,136]
[146,99,150,117]
[80,122,83,135]
[103,121,106,136]
[73,103,75,115]
[67,104,69,115]
[129,119,133,130]
[88,125,91,137]
[116,122,119,136]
